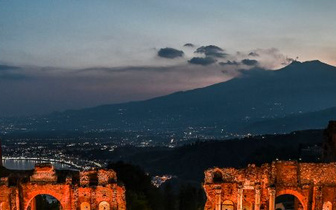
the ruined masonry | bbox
[203,121,336,210]
[0,162,126,209]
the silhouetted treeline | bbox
[107,162,205,210]
[110,129,323,181]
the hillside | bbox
[107,129,324,181]
[6,60,336,136]
[246,106,336,134]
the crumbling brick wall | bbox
[203,161,336,210]
[0,163,126,210]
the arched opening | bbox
[213,171,223,183]
[99,201,110,210]
[27,194,62,210]
[0,202,10,210]
[243,200,253,210]
[222,200,234,210]
[323,201,332,210]
[275,194,303,210]
[81,202,90,210]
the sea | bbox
[2,159,77,170]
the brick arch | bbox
[80,202,90,210]
[243,199,253,210]
[222,200,234,210]
[99,201,110,210]
[212,170,223,183]
[323,201,332,210]
[24,190,65,210]
[275,189,307,210]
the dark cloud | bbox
[184,43,195,47]
[188,57,217,66]
[195,45,226,58]
[157,47,184,59]
[0,65,27,80]
[241,59,259,66]
[0,73,27,80]
[0,64,231,117]
[0,65,20,71]
[219,61,239,66]
[248,52,259,57]
[245,48,295,69]
[0,46,296,116]
[78,66,183,74]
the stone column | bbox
[313,186,323,210]
[268,188,276,210]
[215,188,222,210]
[30,198,37,210]
[255,187,261,210]
[237,188,243,210]
[15,187,20,210]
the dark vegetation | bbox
[1,128,325,210]
[108,162,204,210]
[2,128,324,182]
[106,129,324,210]
[0,166,10,177]
[109,129,323,182]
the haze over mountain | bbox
[7,60,336,136]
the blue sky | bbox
[1,0,336,116]
[1,0,336,67]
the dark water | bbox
[2,159,76,170]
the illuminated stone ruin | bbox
[203,121,336,210]
[0,163,126,210]
[203,161,336,210]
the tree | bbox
[107,161,164,210]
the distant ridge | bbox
[6,60,336,137]
[245,106,336,134]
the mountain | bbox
[8,60,336,135]
[245,106,336,134]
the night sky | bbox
[1,0,336,116]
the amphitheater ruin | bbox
[203,121,336,210]
[0,162,126,210]
[1,121,336,210]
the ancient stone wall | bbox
[203,161,336,210]
[0,163,126,210]
[204,121,336,210]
